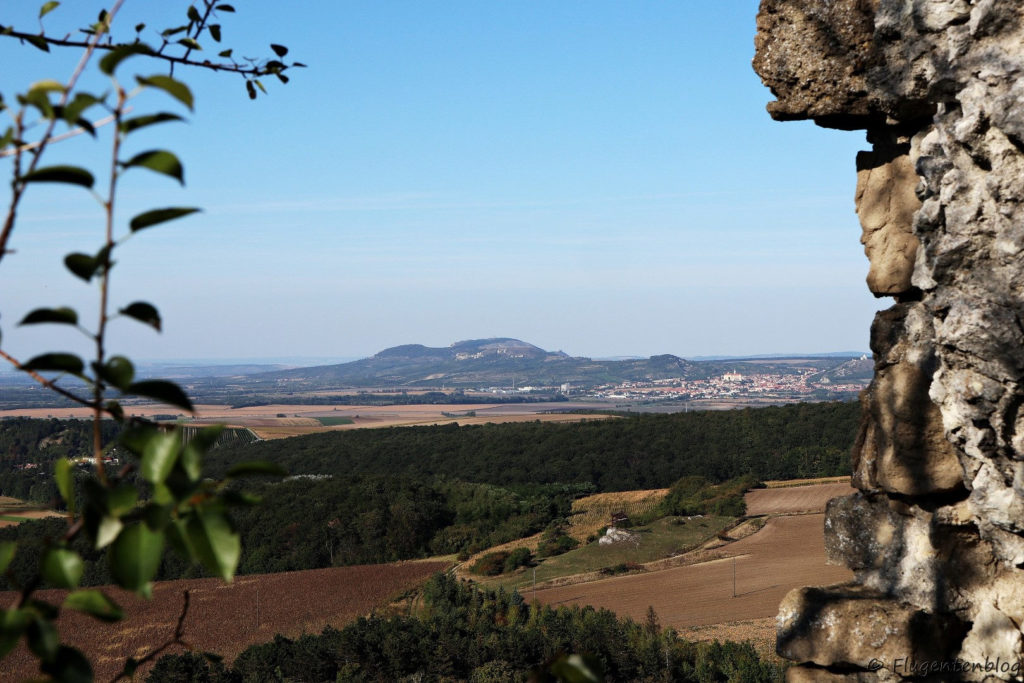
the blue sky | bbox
[0,2,880,362]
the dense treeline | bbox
[0,402,858,586]
[206,401,860,490]
[0,476,591,589]
[148,573,784,682]
[0,418,120,502]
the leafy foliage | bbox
[0,2,299,679]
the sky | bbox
[0,2,882,363]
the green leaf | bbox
[39,1,60,19]
[106,484,138,516]
[215,4,235,11]
[208,24,221,42]
[26,614,58,661]
[24,34,50,52]
[130,207,199,232]
[95,515,122,550]
[119,301,161,331]
[108,522,164,595]
[55,458,74,514]
[19,306,77,326]
[254,79,267,94]
[226,461,287,478]
[245,80,256,100]
[41,645,92,683]
[99,43,156,75]
[20,165,93,188]
[97,355,134,390]
[187,5,201,22]
[186,508,240,581]
[218,48,232,58]
[122,150,184,185]
[126,380,193,411]
[63,590,123,622]
[105,399,124,421]
[120,112,183,134]
[0,609,29,659]
[177,37,201,50]
[20,353,84,375]
[270,43,288,57]
[141,430,179,484]
[64,252,98,282]
[42,548,83,589]
[0,541,15,573]
[136,74,193,110]
[165,518,196,560]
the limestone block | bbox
[777,585,966,670]
[752,0,879,127]
[856,148,921,296]
[853,305,964,495]
[957,603,1024,681]
[825,493,944,611]
[786,665,899,682]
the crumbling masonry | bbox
[754,2,1024,680]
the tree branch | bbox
[1,28,287,79]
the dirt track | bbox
[532,513,850,628]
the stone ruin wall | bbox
[753,1,1024,680]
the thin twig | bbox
[0,111,124,158]
[1,29,282,78]
[111,590,195,683]
[0,0,128,264]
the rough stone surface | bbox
[777,585,966,670]
[755,0,1024,677]
[855,145,921,296]
[852,303,963,495]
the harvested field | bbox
[0,510,64,528]
[677,617,779,661]
[567,489,668,540]
[532,513,850,629]
[744,482,854,516]
[2,561,449,681]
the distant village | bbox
[483,369,868,403]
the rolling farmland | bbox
[531,481,854,651]
[2,561,449,681]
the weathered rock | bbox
[752,0,879,128]
[852,304,963,496]
[756,0,1024,675]
[777,585,966,670]
[855,145,921,296]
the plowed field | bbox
[532,513,850,628]
[745,482,854,515]
[2,561,449,681]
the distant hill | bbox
[244,338,858,390]
[248,338,694,388]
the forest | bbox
[146,572,784,682]
[0,401,858,589]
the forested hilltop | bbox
[206,401,860,489]
[0,401,859,585]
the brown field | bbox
[762,475,849,488]
[0,510,64,528]
[532,513,850,629]
[2,561,450,681]
[0,403,616,439]
[744,482,854,516]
